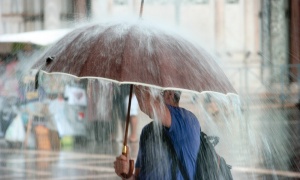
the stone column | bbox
[91,0,106,20]
[44,0,61,30]
[289,0,300,105]
[0,2,2,34]
[261,0,289,86]
[107,0,113,15]
[74,0,87,21]
[253,0,261,55]
[260,0,272,86]
[290,0,300,81]
[270,0,289,84]
[174,0,181,26]
[244,0,256,56]
[130,0,139,14]
[214,0,225,55]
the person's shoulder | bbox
[167,105,194,116]
[179,107,199,123]
[166,104,180,111]
[142,121,154,132]
[180,107,195,115]
[140,121,155,143]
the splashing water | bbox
[0,19,299,180]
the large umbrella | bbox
[32,14,236,179]
[33,23,235,94]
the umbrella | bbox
[33,22,235,92]
[32,10,236,179]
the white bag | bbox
[5,114,25,142]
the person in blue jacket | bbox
[114,86,201,180]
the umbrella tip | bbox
[46,56,55,65]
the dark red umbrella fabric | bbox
[33,20,236,94]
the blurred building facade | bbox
[0,0,262,61]
[0,0,299,101]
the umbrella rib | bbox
[77,25,119,77]
[151,32,168,87]
[34,29,82,70]
[41,25,96,73]
[118,23,138,82]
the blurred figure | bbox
[0,96,18,137]
[64,79,88,143]
[124,92,139,143]
[86,80,113,142]
[48,93,74,137]
[111,84,130,141]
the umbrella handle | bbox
[120,85,135,179]
[123,85,133,146]
[121,145,134,178]
[120,157,134,179]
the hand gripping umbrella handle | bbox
[120,160,134,179]
[121,146,134,179]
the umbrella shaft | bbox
[123,84,133,148]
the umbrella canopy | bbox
[33,20,236,95]
[31,20,237,179]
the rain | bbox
[0,0,299,179]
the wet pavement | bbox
[0,99,300,180]
[0,148,118,180]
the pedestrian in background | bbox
[124,91,139,143]
[111,84,130,141]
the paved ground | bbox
[0,148,118,180]
[0,95,300,180]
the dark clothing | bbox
[135,105,201,180]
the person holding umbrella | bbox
[114,86,201,180]
[31,15,236,180]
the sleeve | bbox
[135,133,143,168]
[135,145,142,168]
[166,105,187,142]
[166,105,179,133]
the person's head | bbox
[134,86,153,117]
[161,90,181,107]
